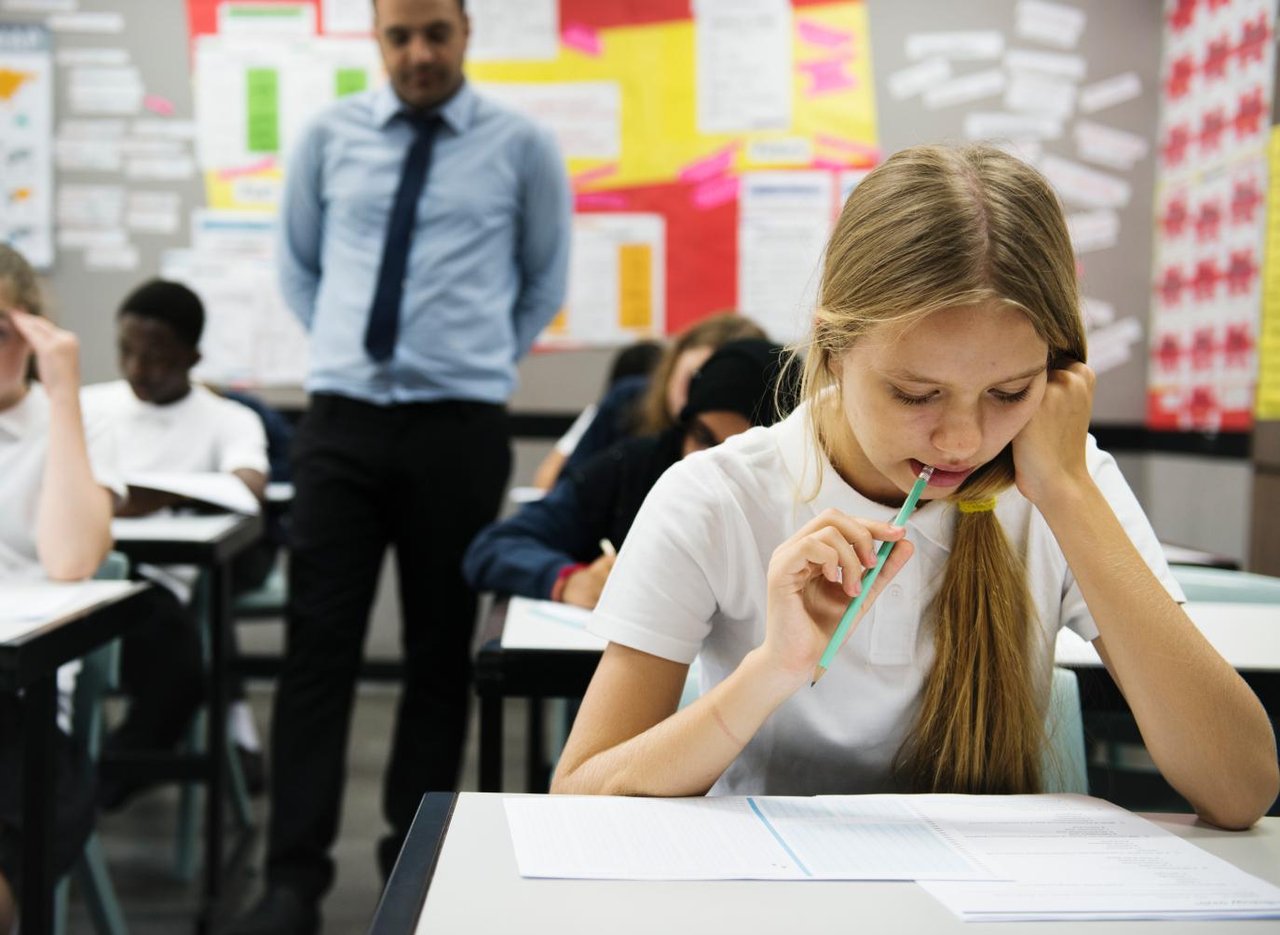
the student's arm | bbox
[531,448,568,491]
[552,511,912,796]
[233,467,267,503]
[510,126,571,359]
[12,312,112,580]
[462,479,604,601]
[1016,363,1278,829]
[277,120,326,329]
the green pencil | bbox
[811,465,934,686]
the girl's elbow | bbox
[1194,762,1279,831]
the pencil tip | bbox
[811,666,826,687]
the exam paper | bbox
[915,795,1280,921]
[501,596,601,652]
[125,472,260,515]
[503,795,992,881]
[0,581,136,641]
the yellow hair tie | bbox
[957,498,998,514]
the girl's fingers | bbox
[791,510,907,570]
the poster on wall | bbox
[0,23,54,269]
[1148,0,1276,432]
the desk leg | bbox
[478,687,502,792]
[201,563,229,933]
[525,697,544,792]
[20,675,56,935]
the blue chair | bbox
[1041,666,1088,795]
[1169,565,1280,604]
[54,552,132,935]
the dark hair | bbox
[117,279,205,348]
[606,340,663,388]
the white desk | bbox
[0,578,149,935]
[1055,602,1280,671]
[370,793,1280,935]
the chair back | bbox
[1041,666,1088,795]
[1169,565,1280,604]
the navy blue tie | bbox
[365,113,442,362]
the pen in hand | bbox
[811,464,934,686]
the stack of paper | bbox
[915,795,1280,922]
[504,793,1280,922]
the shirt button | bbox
[888,585,903,599]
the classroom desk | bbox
[0,579,150,935]
[107,512,263,934]
[369,792,1280,935]
[1056,601,1280,714]
[473,599,602,792]
[476,600,1280,794]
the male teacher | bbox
[229,0,570,930]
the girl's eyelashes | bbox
[990,386,1032,403]
[888,385,1033,406]
[890,388,935,406]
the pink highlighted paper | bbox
[796,19,854,50]
[678,144,738,184]
[799,59,856,96]
[217,156,277,181]
[575,192,628,210]
[692,175,739,211]
[143,94,175,116]
[562,23,603,56]
[572,163,619,190]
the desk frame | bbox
[0,583,149,935]
[110,513,262,934]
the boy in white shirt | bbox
[82,279,270,806]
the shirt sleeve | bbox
[1059,436,1187,641]
[510,123,571,359]
[81,401,126,505]
[215,398,270,476]
[277,117,326,329]
[462,478,600,599]
[589,458,729,664]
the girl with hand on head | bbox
[0,244,122,934]
[551,144,1278,830]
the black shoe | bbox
[235,744,267,797]
[225,885,320,935]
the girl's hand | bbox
[762,509,914,686]
[1012,361,1095,508]
[8,310,81,403]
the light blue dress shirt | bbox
[278,81,572,405]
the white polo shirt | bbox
[80,380,268,477]
[81,380,269,602]
[590,402,1184,797]
[0,383,125,580]
[0,383,126,728]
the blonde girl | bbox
[550,144,1278,830]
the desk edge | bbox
[368,792,457,934]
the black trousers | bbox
[266,394,510,898]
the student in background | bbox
[467,340,790,608]
[81,279,270,805]
[0,244,121,933]
[559,313,768,480]
[551,144,1279,830]
[530,339,662,491]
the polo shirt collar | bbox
[775,401,957,553]
[0,383,45,442]
[372,79,476,135]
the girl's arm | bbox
[11,311,113,580]
[552,512,912,796]
[1017,364,1278,829]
